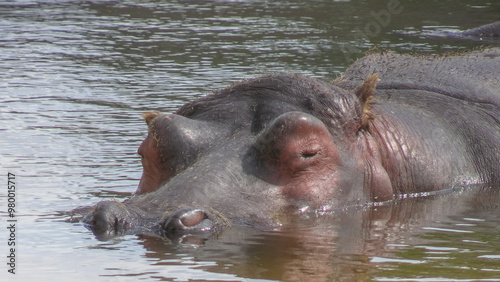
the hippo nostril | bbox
[180,209,208,227]
[163,208,214,233]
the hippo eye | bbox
[299,142,322,160]
[255,111,340,177]
[301,149,320,159]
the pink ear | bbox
[355,74,379,131]
[142,111,161,126]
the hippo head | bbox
[83,74,393,239]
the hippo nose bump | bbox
[82,201,129,235]
[163,208,214,233]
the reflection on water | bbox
[73,188,500,281]
[1,0,499,281]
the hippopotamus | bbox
[82,48,500,238]
[461,22,500,40]
[409,22,500,44]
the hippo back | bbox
[335,48,500,108]
[462,22,500,38]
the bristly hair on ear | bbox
[355,74,379,131]
[142,112,161,126]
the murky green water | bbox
[1,0,499,281]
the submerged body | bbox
[410,21,500,44]
[83,48,500,238]
[460,21,500,41]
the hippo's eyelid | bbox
[300,141,322,157]
[300,148,321,159]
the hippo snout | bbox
[82,202,221,240]
[162,208,214,234]
[82,201,130,235]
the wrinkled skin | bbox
[82,47,500,239]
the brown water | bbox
[1,0,500,281]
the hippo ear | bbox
[142,112,161,126]
[355,74,379,131]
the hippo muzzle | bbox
[83,201,218,239]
